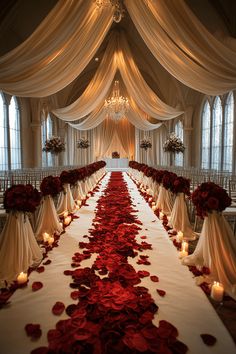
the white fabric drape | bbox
[115,118,135,159]
[0,212,42,284]
[183,212,236,300]
[125,0,236,95]
[0,0,113,97]
[94,117,116,159]
[156,185,174,215]
[68,104,106,130]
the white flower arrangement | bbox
[77,137,90,149]
[43,136,65,154]
[140,138,152,150]
[163,132,185,153]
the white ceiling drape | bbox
[0,0,113,97]
[125,0,236,95]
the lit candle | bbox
[152,201,156,206]
[211,281,224,302]
[75,204,80,210]
[152,205,157,211]
[177,231,184,242]
[17,272,28,284]
[148,197,153,202]
[64,215,72,226]
[87,193,91,197]
[43,232,50,243]
[63,211,68,218]
[59,222,63,229]
[159,212,164,220]
[181,241,189,252]
[48,236,54,246]
[77,200,82,206]
[179,250,188,258]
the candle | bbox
[151,201,156,206]
[181,241,189,252]
[17,272,28,284]
[59,222,63,229]
[63,211,68,218]
[43,232,50,243]
[87,193,91,197]
[179,250,188,259]
[64,215,72,226]
[75,204,80,210]
[77,200,82,206]
[211,281,224,302]
[159,212,164,220]
[152,205,157,211]
[148,197,153,202]
[48,236,54,246]
[177,231,183,242]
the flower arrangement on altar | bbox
[192,182,231,218]
[77,137,90,149]
[112,151,120,158]
[171,176,191,196]
[140,138,152,150]
[43,136,65,154]
[163,132,185,153]
[40,176,63,197]
[4,184,41,213]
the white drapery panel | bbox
[0,0,113,97]
[115,118,135,159]
[94,117,116,159]
[66,127,94,166]
[117,31,184,120]
[125,0,236,95]
[52,34,118,120]
[68,104,106,130]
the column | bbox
[31,123,42,168]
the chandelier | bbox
[104,80,129,121]
[94,0,125,23]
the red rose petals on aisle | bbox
[32,172,188,354]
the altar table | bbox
[104,157,129,170]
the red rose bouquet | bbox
[171,176,191,196]
[4,184,41,213]
[162,171,177,190]
[153,170,167,184]
[192,182,231,218]
[40,176,63,197]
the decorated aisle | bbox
[0,173,235,354]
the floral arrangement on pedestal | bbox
[40,176,63,197]
[140,138,152,150]
[191,182,231,218]
[43,136,65,154]
[77,137,90,149]
[4,184,41,213]
[170,176,191,196]
[163,132,185,153]
[112,151,120,158]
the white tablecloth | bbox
[0,173,235,354]
[104,158,129,169]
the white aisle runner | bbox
[0,173,235,354]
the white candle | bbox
[75,204,80,210]
[48,236,54,246]
[77,200,82,206]
[59,222,63,229]
[148,197,153,202]
[151,201,156,206]
[211,281,224,302]
[63,211,68,218]
[64,216,72,226]
[87,193,91,197]
[159,212,164,220]
[152,205,157,211]
[177,231,183,242]
[43,232,50,243]
[179,250,188,259]
[17,272,28,284]
[181,241,189,252]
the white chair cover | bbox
[183,212,236,300]
[156,185,173,215]
[57,183,76,215]
[169,193,196,240]
[0,211,42,284]
[78,182,86,200]
[35,196,63,241]
[66,184,76,213]
[72,183,80,201]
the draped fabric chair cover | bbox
[57,183,76,215]
[168,193,196,240]
[0,212,42,284]
[71,183,80,201]
[183,212,236,300]
[35,196,63,241]
[66,184,76,213]
[156,185,174,215]
[78,182,86,200]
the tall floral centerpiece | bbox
[183,182,236,300]
[43,136,65,154]
[140,138,152,151]
[77,137,90,149]
[0,185,42,284]
[163,132,185,154]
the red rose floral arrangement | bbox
[40,176,63,197]
[171,176,191,196]
[192,181,231,218]
[4,184,41,213]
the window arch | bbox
[174,120,184,166]
[42,113,53,167]
[211,97,222,170]
[223,92,234,171]
[201,100,211,169]
[0,93,21,170]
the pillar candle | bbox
[181,241,189,252]
[177,231,184,242]
[17,272,28,284]
[179,250,188,259]
[43,232,50,243]
[63,211,68,218]
[211,281,224,302]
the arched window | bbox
[0,93,8,170]
[9,96,21,169]
[174,120,184,166]
[42,114,53,167]
[223,92,234,171]
[211,97,222,170]
[201,100,211,169]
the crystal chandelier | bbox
[94,0,125,23]
[104,80,129,121]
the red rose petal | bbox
[138,270,150,278]
[140,236,147,239]
[25,323,42,339]
[150,275,159,282]
[36,266,45,273]
[43,259,51,265]
[64,270,73,276]
[31,347,49,354]
[70,291,79,300]
[200,334,217,346]
[52,301,65,316]
[156,289,166,297]
[32,282,43,292]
